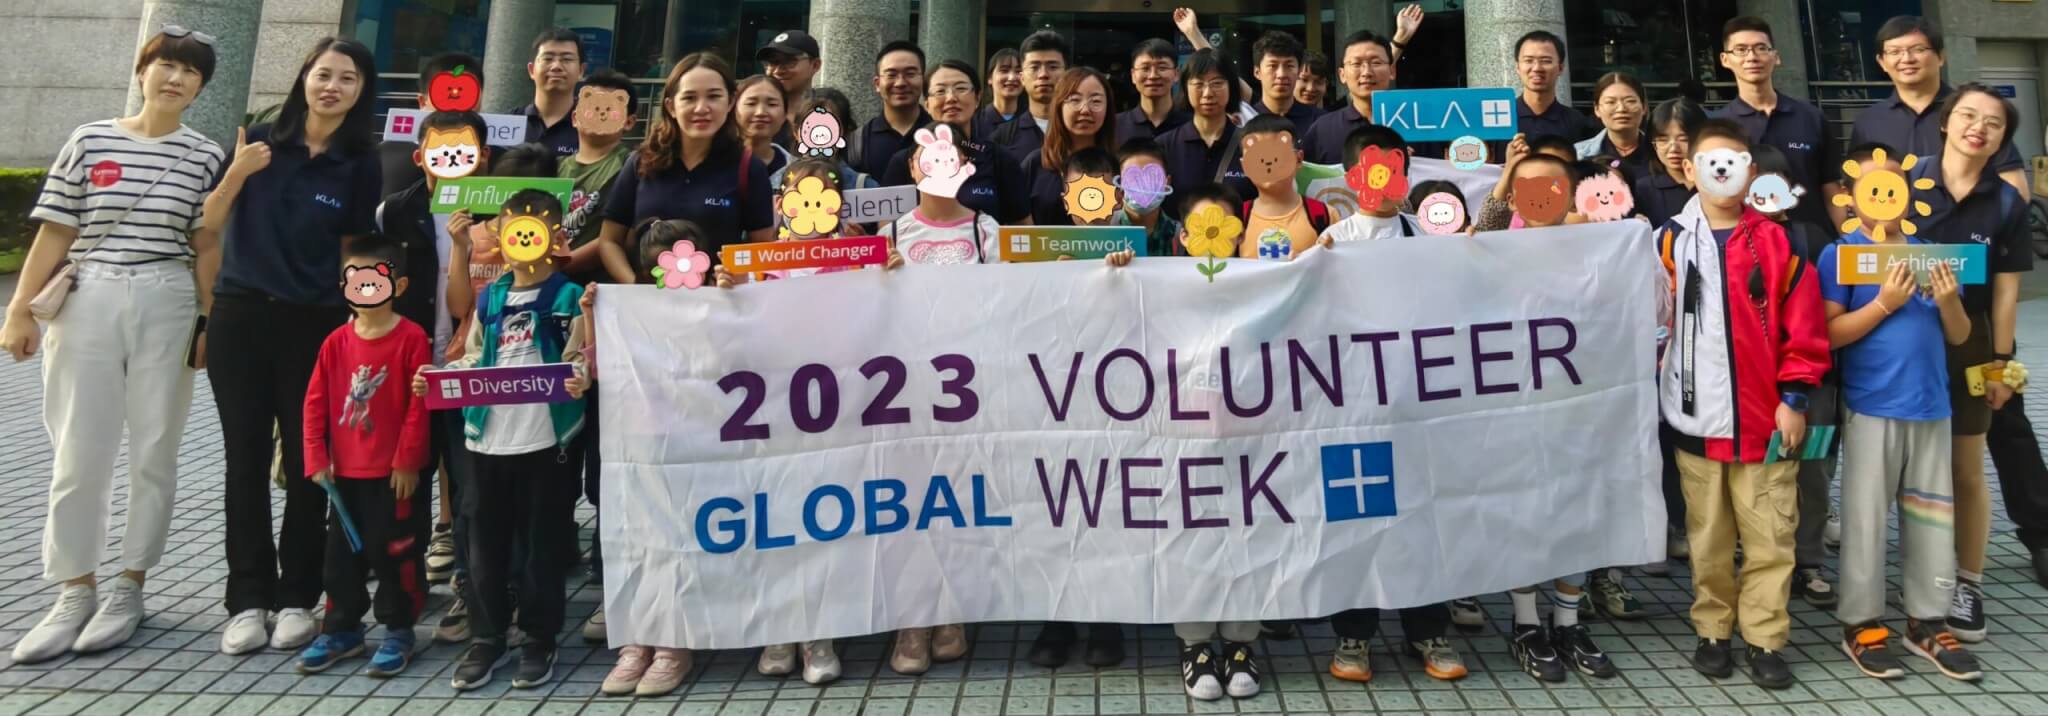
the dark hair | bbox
[502,187,564,221]
[1514,31,1565,60]
[736,74,790,109]
[1592,72,1645,106]
[1876,16,1944,54]
[1064,147,1119,178]
[273,37,380,156]
[1937,82,2019,153]
[1512,153,1573,179]
[421,110,488,143]
[342,233,407,278]
[630,218,708,281]
[799,88,857,137]
[532,28,585,61]
[421,52,481,83]
[1526,133,1576,158]
[1240,113,1298,140]
[928,59,983,97]
[136,30,218,86]
[584,68,635,100]
[1178,182,1243,218]
[1341,123,1408,170]
[1252,31,1306,66]
[876,40,925,69]
[1693,118,1751,150]
[1722,16,1773,46]
[1019,31,1071,64]
[1133,39,1176,63]
[491,142,560,177]
[1117,137,1167,165]
[1648,98,1708,178]
[1844,141,1896,171]
[1178,49,1241,112]
[1572,156,1633,187]
[1042,67,1116,171]
[1341,30,1394,62]
[641,52,740,177]
[1748,144,1793,180]
[1407,180,1465,218]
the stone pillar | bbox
[481,0,557,114]
[1463,0,1569,103]
[919,0,983,68]
[1331,0,1391,43]
[128,0,267,151]
[1736,0,1809,99]
[812,0,910,122]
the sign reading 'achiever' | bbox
[722,236,890,274]
[1834,243,1987,285]
[424,363,577,409]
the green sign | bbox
[429,177,575,214]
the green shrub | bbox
[0,168,45,252]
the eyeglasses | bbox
[160,24,216,46]
[1951,109,2007,133]
[1881,45,1936,61]
[880,69,922,83]
[1598,97,1644,111]
[928,83,976,99]
[1723,45,1776,58]
[1063,95,1108,111]
[768,56,814,71]
[1652,135,1690,148]
[1343,59,1391,72]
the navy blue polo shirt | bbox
[1911,153,2032,316]
[1158,120,1253,215]
[880,136,1031,223]
[1259,100,1323,142]
[994,113,1046,166]
[522,102,580,156]
[1519,96,1593,142]
[1634,171,1694,228]
[1712,93,1837,228]
[1852,86,2024,174]
[1301,105,1368,165]
[1114,106,1191,146]
[1021,151,1073,226]
[602,147,775,263]
[1590,133,1656,185]
[851,110,932,181]
[215,123,382,306]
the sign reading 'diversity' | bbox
[424,363,577,410]
[1835,243,1988,285]
[429,177,575,214]
[1371,88,1520,143]
[998,226,1148,262]
[594,223,1664,650]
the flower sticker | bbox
[779,175,843,238]
[1117,163,1173,212]
[1345,147,1408,213]
[652,240,712,289]
[1183,203,1242,283]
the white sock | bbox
[1511,590,1541,626]
[1552,591,1582,627]
[1958,570,1983,587]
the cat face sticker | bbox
[419,125,482,181]
[1449,135,1487,171]
[1574,171,1635,222]
[1746,173,1806,214]
[1416,192,1466,235]
[1512,175,1570,225]
[340,262,397,308]
[574,86,633,136]
[799,108,847,158]
[1693,148,1753,199]
[1241,131,1299,191]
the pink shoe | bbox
[933,624,968,662]
[636,648,692,697]
[601,645,652,696]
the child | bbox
[1659,119,1829,690]
[296,234,434,678]
[1235,115,1330,260]
[1060,147,1123,227]
[890,125,1002,265]
[417,188,591,692]
[561,68,637,285]
[1821,145,1982,682]
[1476,133,1577,231]
[1408,180,1469,234]
[1114,139,1181,256]
[1319,124,1423,241]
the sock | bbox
[1552,591,1582,627]
[1958,570,1983,587]
[1511,590,1541,626]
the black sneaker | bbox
[1746,646,1794,689]
[1179,643,1223,700]
[1905,619,1983,682]
[1946,580,1987,643]
[1083,623,1125,667]
[1692,637,1733,678]
[1840,623,1905,680]
[1219,641,1261,698]
[512,641,557,688]
[1588,570,1649,620]
[1792,567,1838,608]
[1551,623,1617,678]
[1509,624,1567,683]
[450,641,507,691]
[1027,622,1075,668]
[1258,620,1297,640]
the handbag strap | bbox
[1211,126,1242,185]
[71,142,205,266]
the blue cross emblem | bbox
[1481,99,1513,128]
[1321,442,1396,522]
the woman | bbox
[1577,72,1653,182]
[2,27,228,665]
[976,48,1025,138]
[1159,49,1253,213]
[736,74,793,177]
[1636,97,1706,228]
[1024,67,1118,224]
[878,59,1030,223]
[597,52,775,285]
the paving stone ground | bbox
[0,284,2046,715]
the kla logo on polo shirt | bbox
[1970,232,1991,245]
[704,197,732,208]
[1321,441,1396,522]
[315,194,343,209]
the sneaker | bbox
[296,631,366,674]
[512,641,556,688]
[1823,510,1842,549]
[891,628,932,675]
[1668,523,1690,559]
[1947,580,1987,643]
[1257,620,1297,640]
[1588,570,1648,620]
[367,629,416,677]
[932,623,968,662]
[1027,623,1075,668]
[1448,598,1485,629]
[1084,623,1125,667]
[1181,643,1224,700]
[1746,646,1794,689]
[271,608,318,651]
[801,639,840,684]
[1793,567,1838,608]
[1220,641,1260,698]
[1326,637,1372,682]
[636,648,691,697]
[1509,624,1567,683]
[1408,637,1468,681]
[220,608,270,656]
[582,607,607,644]
[1840,624,1905,680]
[1691,637,1733,678]
[73,576,144,654]
[11,584,95,664]
[451,641,507,691]
[436,594,471,643]
[1905,619,1983,681]
[1552,623,1618,678]
[758,643,797,676]
[425,523,456,583]
[601,645,652,696]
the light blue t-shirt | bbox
[1816,231,1951,421]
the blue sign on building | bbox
[1370,87,1519,143]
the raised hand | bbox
[227,127,272,181]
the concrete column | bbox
[812,0,910,122]
[127,0,266,152]
[481,0,557,114]
[1463,0,1569,103]
[1331,0,1390,44]
[1735,0,1809,99]
[919,0,983,68]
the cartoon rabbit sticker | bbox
[913,124,976,199]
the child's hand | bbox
[310,468,332,486]
[447,210,475,243]
[1504,134,1529,168]
[1875,261,1914,314]
[714,265,737,289]
[1929,262,1961,308]
[391,469,417,501]
[1104,249,1134,267]
[580,283,599,315]
[566,375,590,399]
[885,249,905,271]
[1316,235,1334,251]
[1055,254,1075,261]
[411,365,428,397]
[1775,402,1807,455]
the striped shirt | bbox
[31,120,227,266]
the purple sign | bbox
[425,363,577,409]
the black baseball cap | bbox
[757,31,820,61]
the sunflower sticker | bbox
[1183,204,1242,283]
[1833,147,1933,243]
[1063,173,1120,224]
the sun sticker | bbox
[499,204,564,272]
[1833,147,1934,243]
[1063,173,1119,224]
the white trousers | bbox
[40,262,197,582]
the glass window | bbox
[1801,0,1925,83]
[1564,0,1734,87]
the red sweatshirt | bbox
[304,318,433,479]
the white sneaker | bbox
[1668,523,1690,559]
[758,642,797,676]
[801,639,841,684]
[270,608,318,650]
[1824,511,1842,548]
[11,584,96,664]
[73,576,145,653]
[220,609,270,655]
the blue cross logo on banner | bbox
[1321,442,1397,522]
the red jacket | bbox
[1657,199,1831,463]
[304,318,433,479]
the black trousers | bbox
[321,477,431,633]
[1989,394,2048,550]
[209,295,348,614]
[437,409,474,578]
[583,390,604,575]
[1330,604,1451,642]
[465,447,581,646]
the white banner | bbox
[1299,157,1500,223]
[596,223,1665,650]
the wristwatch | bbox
[1780,391,1809,413]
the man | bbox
[522,28,585,156]
[382,53,482,197]
[757,30,822,101]
[995,31,1067,161]
[1509,31,1593,145]
[1250,31,1321,137]
[1114,39,1189,145]
[1708,16,1840,230]
[850,41,931,180]
[1302,31,1395,165]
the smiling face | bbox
[1059,75,1108,138]
[1720,29,1778,85]
[340,262,399,308]
[419,125,483,180]
[874,49,924,110]
[1852,161,1910,222]
[499,214,555,264]
[1574,171,1635,221]
[1063,171,1119,225]
[1944,90,2010,159]
[669,67,732,142]
[1241,131,1298,191]
[925,66,978,124]
[1878,31,1942,89]
[574,86,632,136]
[736,80,787,141]
[1417,192,1466,235]
[1131,53,1177,100]
[303,50,365,120]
